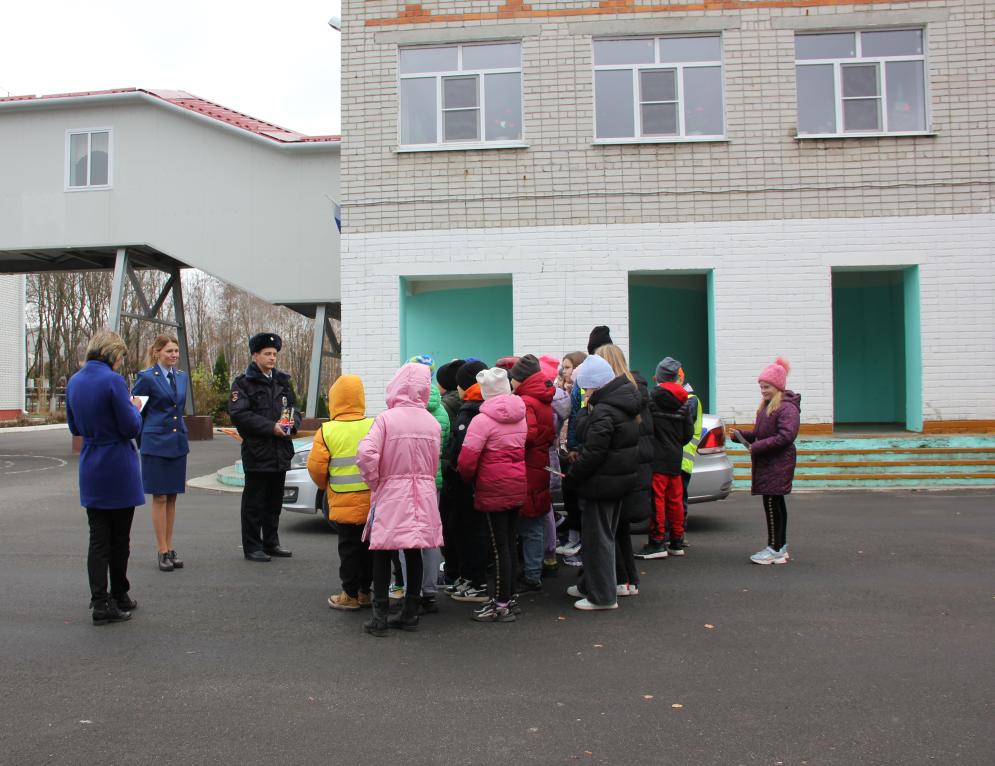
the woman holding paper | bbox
[132,334,190,572]
[66,329,144,624]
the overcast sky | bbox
[2,0,342,135]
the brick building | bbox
[339,0,994,430]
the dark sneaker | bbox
[666,538,686,557]
[472,600,516,623]
[169,550,184,568]
[634,541,668,560]
[451,584,489,603]
[541,558,559,579]
[516,578,542,594]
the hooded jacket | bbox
[566,375,641,500]
[739,390,802,496]
[427,382,452,489]
[457,393,527,512]
[620,372,655,522]
[514,371,556,518]
[649,381,694,475]
[357,364,443,550]
[307,375,374,526]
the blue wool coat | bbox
[66,360,145,509]
[132,366,190,458]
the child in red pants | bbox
[637,357,693,559]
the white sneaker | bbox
[566,585,583,598]
[556,540,582,557]
[562,554,583,567]
[574,598,618,611]
[616,584,630,596]
[750,546,789,565]
[627,583,639,596]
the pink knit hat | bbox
[758,357,791,391]
[538,354,561,381]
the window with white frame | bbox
[399,42,522,148]
[593,35,725,141]
[794,29,927,136]
[66,129,111,188]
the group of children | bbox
[307,326,801,636]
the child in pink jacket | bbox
[457,367,527,623]
[357,363,442,636]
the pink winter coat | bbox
[357,364,443,550]
[456,394,527,512]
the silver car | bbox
[281,438,325,517]
[685,414,734,503]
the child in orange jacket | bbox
[307,375,375,610]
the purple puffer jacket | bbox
[457,393,527,512]
[740,391,801,496]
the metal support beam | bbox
[170,266,194,416]
[306,304,328,419]
[107,247,128,332]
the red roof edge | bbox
[0,87,340,145]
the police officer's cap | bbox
[249,333,282,354]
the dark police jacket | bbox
[229,362,301,472]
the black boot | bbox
[388,594,420,631]
[418,595,439,615]
[91,598,131,626]
[363,598,390,637]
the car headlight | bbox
[290,451,309,469]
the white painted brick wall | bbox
[342,214,995,423]
[0,275,26,413]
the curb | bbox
[0,423,70,434]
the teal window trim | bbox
[903,266,923,432]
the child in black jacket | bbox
[637,358,694,559]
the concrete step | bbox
[728,434,995,488]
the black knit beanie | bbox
[587,325,613,355]
[456,360,488,391]
[436,359,465,392]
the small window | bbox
[593,35,725,142]
[399,42,523,149]
[66,129,112,189]
[795,29,927,136]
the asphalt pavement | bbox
[0,427,992,765]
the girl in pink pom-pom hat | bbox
[728,357,801,565]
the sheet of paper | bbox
[135,395,149,412]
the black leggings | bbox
[762,495,788,550]
[486,509,518,604]
[373,549,422,601]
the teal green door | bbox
[832,270,908,425]
[628,273,711,412]
[400,279,513,369]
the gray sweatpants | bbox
[400,547,443,596]
[577,497,622,606]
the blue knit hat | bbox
[574,355,615,390]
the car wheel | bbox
[319,491,339,533]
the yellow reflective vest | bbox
[321,418,374,493]
[682,390,703,475]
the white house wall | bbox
[342,214,995,422]
[0,102,339,304]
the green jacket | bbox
[427,382,452,488]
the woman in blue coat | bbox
[66,329,145,625]
[132,334,190,572]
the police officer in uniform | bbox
[229,333,302,562]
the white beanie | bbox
[477,367,511,399]
[574,355,615,390]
